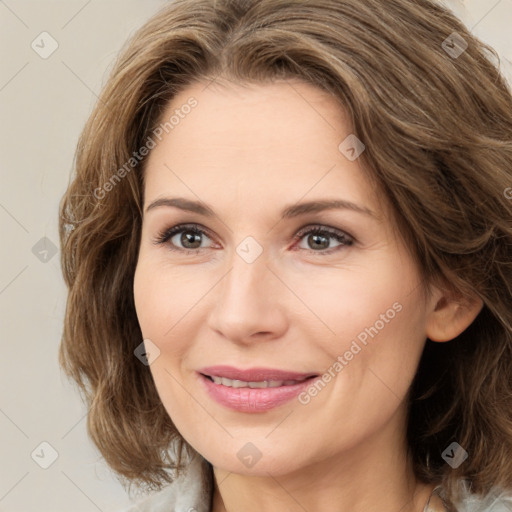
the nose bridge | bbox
[207,241,287,341]
[220,243,271,313]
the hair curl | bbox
[59,0,512,507]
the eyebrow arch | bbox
[145,197,378,220]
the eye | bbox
[153,223,354,254]
[293,225,354,255]
[153,223,215,251]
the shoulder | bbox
[117,453,212,512]
[449,480,512,512]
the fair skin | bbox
[133,79,483,512]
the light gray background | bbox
[0,1,511,511]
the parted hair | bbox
[59,0,512,507]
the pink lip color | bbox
[198,365,316,381]
[197,366,318,413]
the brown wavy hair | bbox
[59,0,512,507]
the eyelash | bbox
[153,223,354,255]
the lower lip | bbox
[198,373,317,413]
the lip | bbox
[197,366,319,413]
[198,365,317,382]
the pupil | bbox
[182,231,201,249]
[309,233,328,250]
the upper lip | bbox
[198,365,318,382]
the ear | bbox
[425,285,484,343]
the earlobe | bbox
[426,289,484,343]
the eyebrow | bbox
[145,197,378,220]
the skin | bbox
[133,79,483,512]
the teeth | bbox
[209,376,306,388]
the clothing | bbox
[121,453,512,512]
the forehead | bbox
[165,78,347,144]
[143,79,387,222]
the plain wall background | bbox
[0,1,511,511]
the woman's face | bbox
[133,79,439,476]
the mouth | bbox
[198,365,318,382]
[201,374,316,388]
[197,366,319,412]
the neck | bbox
[212,459,435,512]
[211,407,436,512]
[213,468,434,512]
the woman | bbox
[58,0,512,511]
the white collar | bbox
[126,452,212,512]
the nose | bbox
[206,247,289,345]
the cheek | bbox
[133,259,199,428]
[133,256,203,343]
[325,287,427,412]
[133,261,166,340]
[300,256,422,353]
[133,256,209,398]
[133,258,190,391]
[307,256,427,400]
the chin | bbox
[203,445,309,477]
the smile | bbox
[207,376,311,388]
[197,366,319,412]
